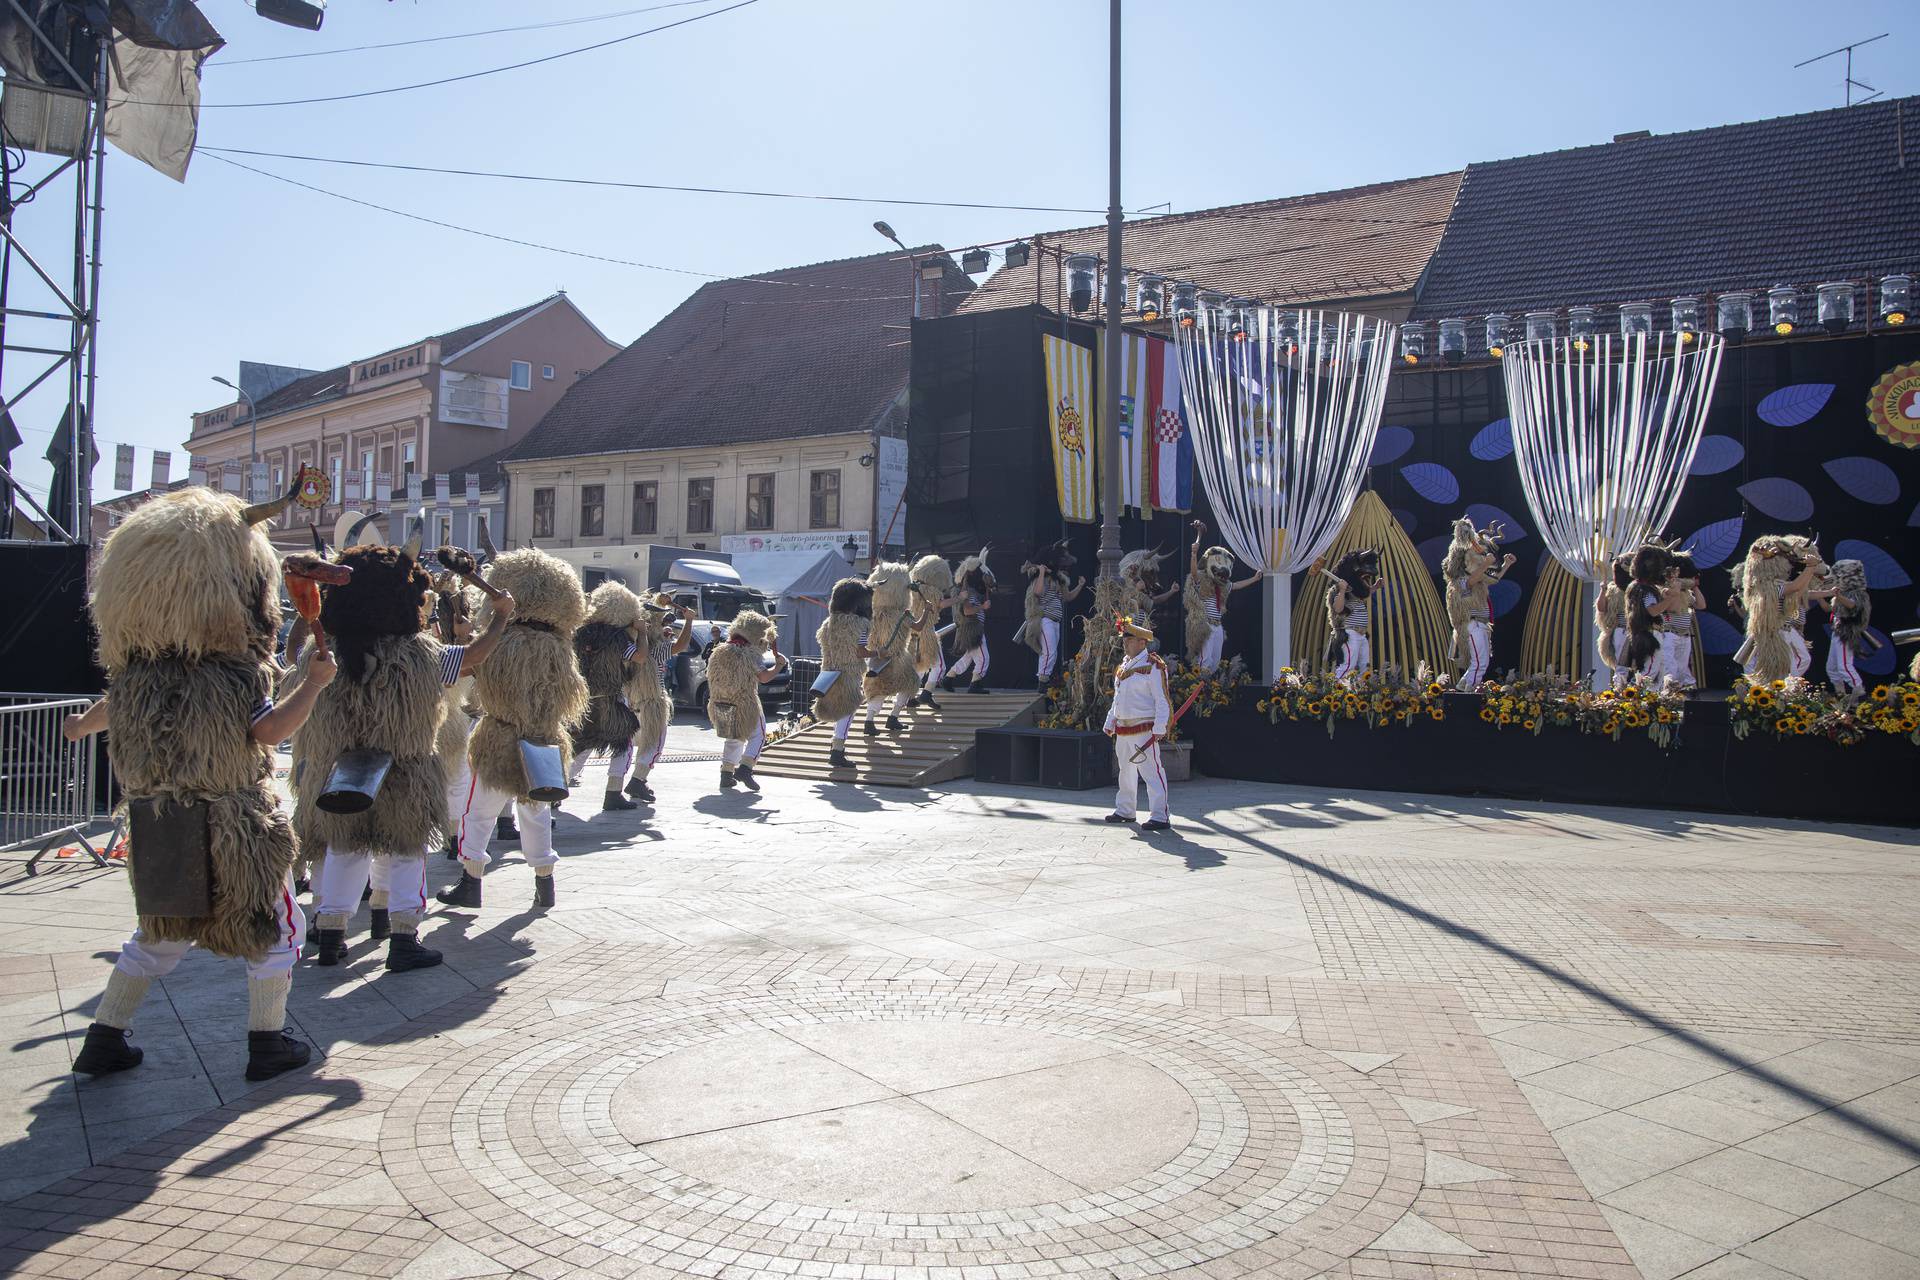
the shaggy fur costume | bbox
[908,554,953,676]
[1111,548,1161,631]
[431,580,482,773]
[293,543,450,862]
[571,582,645,754]
[815,577,872,722]
[1323,549,1381,669]
[707,610,773,739]
[948,548,995,660]
[624,602,673,760]
[1828,559,1871,654]
[92,489,294,960]
[1441,519,1504,664]
[1184,547,1234,657]
[864,561,920,701]
[1625,543,1672,673]
[1020,540,1075,653]
[469,549,588,798]
[1739,536,1796,682]
[1597,557,1630,671]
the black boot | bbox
[442,841,459,861]
[294,874,311,896]
[602,790,637,811]
[360,882,372,901]
[720,768,738,791]
[245,1028,312,1082]
[886,714,906,734]
[368,908,390,942]
[533,875,555,912]
[829,744,851,768]
[436,870,483,909]
[915,689,941,710]
[495,814,520,842]
[73,1023,142,1076]
[862,718,879,737]
[384,933,443,972]
[625,777,655,803]
[968,678,990,694]
[940,672,958,693]
[735,761,761,792]
[314,927,347,967]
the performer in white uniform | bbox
[1103,615,1173,832]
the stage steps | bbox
[753,690,1042,788]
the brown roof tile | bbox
[961,171,1463,315]
[504,248,971,463]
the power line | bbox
[194,147,1110,215]
[218,0,721,65]
[193,0,760,109]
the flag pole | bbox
[1095,0,1124,584]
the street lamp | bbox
[841,535,859,566]
[211,375,261,499]
[873,220,921,320]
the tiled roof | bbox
[1411,97,1920,320]
[960,172,1464,315]
[204,294,568,430]
[504,249,971,463]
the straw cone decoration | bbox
[1289,490,1450,675]
[1520,555,1704,685]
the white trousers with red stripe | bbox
[948,634,990,683]
[316,847,428,923]
[1333,630,1371,681]
[1035,618,1061,681]
[1113,733,1169,823]
[456,777,556,869]
[630,723,668,781]
[1826,637,1864,693]
[570,742,635,791]
[1657,633,1696,690]
[1459,620,1492,688]
[1196,625,1225,674]
[112,871,305,980]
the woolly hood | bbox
[727,609,776,645]
[485,547,586,631]
[584,580,644,629]
[91,487,281,670]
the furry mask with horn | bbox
[1120,545,1172,591]
[956,544,995,592]
[240,477,301,527]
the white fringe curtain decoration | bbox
[1502,332,1725,583]
[1174,307,1398,576]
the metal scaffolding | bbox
[0,10,107,546]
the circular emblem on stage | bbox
[1867,361,1920,449]
[293,464,330,508]
[1058,399,1086,454]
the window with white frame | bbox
[542,364,555,381]
[510,361,533,391]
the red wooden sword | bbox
[1132,686,1203,762]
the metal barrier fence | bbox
[0,693,118,873]
[786,658,822,721]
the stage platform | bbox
[1188,689,1917,827]
[754,690,1041,788]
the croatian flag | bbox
[1145,337,1193,512]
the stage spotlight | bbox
[918,257,948,282]
[1816,282,1853,335]
[0,83,88,158]
[1228,298,1254,342]
[1438,318,1465,365]
[1197,289,1225,330]
[1136,273,1166,321]
[1171,282,1198,327]
[1879,274,1909,326]
[960,248,990,275]
[1065,254,1097,314]
[1278,311,1299,353]
[1671,296,1700,344]
[1400,323,1426,365]
[1768,285,1798,336]
[1525,311,1557,343]
[1569,306,1596,351]
[1484,313,1509,359]
[256,0,326,31]
[1003,241,1031,268]
[1717,292,1753,343]
[1619,303,1653,338]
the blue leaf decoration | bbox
[1488,578,1522,619]
[1835,538,1912,589]
[1757,383,1835,427]
[1682,516,1743,571]
[1697,611,1743,656]
[1464,503,1527,544]
[1737,477,1814,522]
[1688,434,1745,476]
[1414,536,1451,571]
[1822,456,1899,505]
[1469,418,1513,461]
[1909,500,1920,528]
[1390,507,1417,538]
[1400,461,1459,505]
[1369,426,1414,467]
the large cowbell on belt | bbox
[318,749,395,814]
[127,797,213,917]
[517,740,569,802]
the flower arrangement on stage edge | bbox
[1037,655,1251,736]
[1257,664,1448,738]
[1474,675,1686,748]
[1731,677,1920,747]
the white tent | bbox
[728,550,854,657]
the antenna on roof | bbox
[1793,32,1888,108]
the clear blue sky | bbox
[6,0,1912,507]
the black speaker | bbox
[255,0,325,32]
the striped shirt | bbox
[1201,589,1223,625]
[438,645,468,686]
[1662,608,1693,636]
[252,698,274,725]
[1037,582,1063,622]
[622,637,639,662]
[1344,601,1369,632]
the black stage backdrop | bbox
[0,542,102,694]
[911,310,1920,690]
